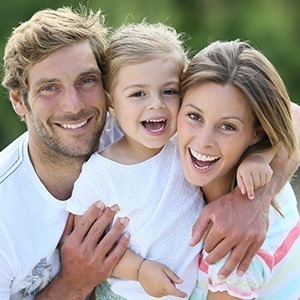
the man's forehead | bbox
[27,43,100,84]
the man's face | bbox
[16,41,107,159]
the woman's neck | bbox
[201,177,233,203]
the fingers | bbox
[204,237,232,265]
[72,201,106,241]
[164,284,187,298]
[238,172,255,200]
[251,171,261,191]
[163,267,183,285]
[215,244,249,278]
[190,211,212,246]
[206,232,265,278]
[236,241,264,275]
[203,222,225,254]
[237,173,246,196]
[162,271,187,298]
[59,213,74,248]
[104,230,130,270]
[97,216,129,256]
[83,204,120,246]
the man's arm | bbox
[36,202,130,300]
[291,102,300,143]
[190,102,300,278]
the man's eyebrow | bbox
[35,78,58,86]
[34,69,102,86]
[79,68,102,77]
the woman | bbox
[177,40,300,299]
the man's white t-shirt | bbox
[0,117,123,299]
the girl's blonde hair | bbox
[103,21,188,94]
[181,40,297,158]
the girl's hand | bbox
[237,155,273,199]
[138,259,187,298]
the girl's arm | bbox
[237,147,277,199]
[112,248,187,298]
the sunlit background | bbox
[0,0,299,206]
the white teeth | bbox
[146,119,166,123]
[190,149,219,162]
[194,165,209,170]
[150,127,164,133]
[61,120,87,129]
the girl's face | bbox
[177,81,259,201]
[109,57,181,153]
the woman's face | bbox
[177,81,259,200]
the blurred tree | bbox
[0,0,299,150]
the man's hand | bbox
[190,188,269,278]
[37,202,130,299]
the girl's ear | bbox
[250,127,264,146]
[105,92,116,117]
[10,90,27,116]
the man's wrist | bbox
[36,273,92,300]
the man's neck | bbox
[28,144,88,200]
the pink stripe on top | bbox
[257,221,300,271]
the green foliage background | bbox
[0,0,299,150]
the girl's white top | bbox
[67,136,204,299]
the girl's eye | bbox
[130,91,146,97]
[220,123,236,131]
[187,112,202,122]
[163,89,178,95]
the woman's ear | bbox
[250,127,264,146]
[10,90,27,116]
[105,92,116,117]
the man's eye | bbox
[41,85,56,92]
[81,78,94,84]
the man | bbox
[0,6,299,300]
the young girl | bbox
[66,24,275,299]
[177,40,300,299]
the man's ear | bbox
[250,127,265,146]
[10,90,27,116]
[105,92,116,117]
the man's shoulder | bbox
[0,132,27,182]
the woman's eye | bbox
[220,123,236,131]
[187,112,201,121]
